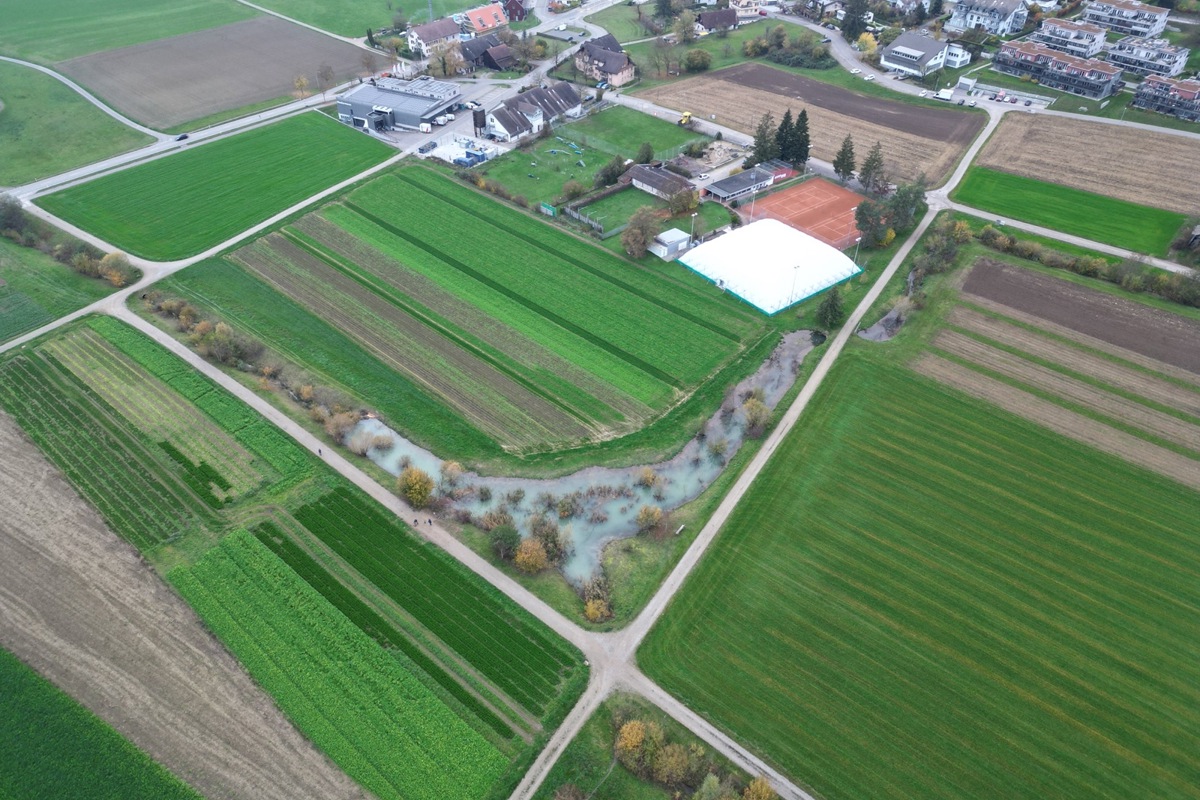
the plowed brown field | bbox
[642,63,985,183]
[974,114,1200,214]
[0,412,366,800]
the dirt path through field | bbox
[974,114,1200,214]
[934,330,1200,452]
[914,354,1200,491]
[0,412,368,800]
[947,307,1200,418]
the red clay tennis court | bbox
[750,178,861,251]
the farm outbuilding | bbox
[337,76,462,131]
[680,219,860,314]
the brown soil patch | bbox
[0,413,367,800]
[750,177,860,249]
[643,64,985,183]
[948,307,1200,418]
[962,259,1200,377]
[57,17,368,130]
[934,330,1200,452]
[974,114,1200,214]
[914,354,1200,491]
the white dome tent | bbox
[679,219,860,315]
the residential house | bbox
[880,31,959,76]
[1106,36,1189,77]
[1082,0,1168,37]
[485,80,582,140]
[626,164,695,200]
[994,40,1122,98]
[407,18,464,57]
[946,0,1028,36]
[483,43,517,70]
[461,33,503,70]
[574,34,636,87]
[1030,19,1106,58]
[464,3,509,35]
[696,9,739,35]
[503,0,530,23]
[730,0,763,23]
[1131,74,1200,120]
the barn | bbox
[679,219,859,314]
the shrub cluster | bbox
[455,170,528,207]
[0,195,138,287]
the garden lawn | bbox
[170,530,508,800]
[579,186,666,228]
[0,239,117,345]
[0,61,153,185]
[0,0,255,63]
[0,647,202,800]
[37,113,393,260]
[952,167,1186,256]
[641,355,1200,800]
[479,105,706,205]
[583,5,651,43]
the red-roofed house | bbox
[1132,74,1200,121]
[465,3,509,35]
[994,40,1122,98]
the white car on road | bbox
[864,74,875,81]
[850,68,862,74]
[918,90,928,97]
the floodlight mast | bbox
[853,236,862,266]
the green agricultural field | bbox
[0,239,116,345]
[479,105,707,205]
[153,166,770,469]
[0,61,153,186]
[0,0,255,63]
[171,530,509,800]
[38,113,393,260]
[584,4,654,43]
[952,167,1186,256]
[641,355,1200,800]
[0,647,203,800]
[245,0,472,34]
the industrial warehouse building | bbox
[336,76,462,131]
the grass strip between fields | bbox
[951,167,1186,256]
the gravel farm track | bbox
[0,413,367,800]
[642,63,985,183]
[56,17,368,130]
[973,113,1200,214]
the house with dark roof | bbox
[696,9,738,34]
[704,167,776,203]
[485,81,582,141]
[880,31,959,76]
[626,164,694,200]
[946,0,1027,35]
[461,34,502,69]
[575,34,636,87]
[407,18,463,57]
[483,43,517,71]
[337,76,462,131]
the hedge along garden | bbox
[156,166,771,469]
[37,113,394,260]
[0,314,586,800]
[0,647,202,800]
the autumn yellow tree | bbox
[615,720,646,771]
[584,598,611,622]
[652,742,689,787]
[398,466,434,508]
[293,73,310,97]
[743,776,778,800]
[637,505,663,532]
[742,397,770,436]
[514,538,548,573]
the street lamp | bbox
[689,211,698,245]
[791,263,800,305]
[853,236,862,265]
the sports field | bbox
[952,167,1187,256]
[0,0,255,63]
[0,647,201,800]
[748,178,861,249]
[38,114,393,259]
[0,61,153,186]
[162,167,768,464]
[480,106,707,205]
[642,351,1200,799]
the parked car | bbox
[989,94,997,100]
[821,37,832,43]
[174,133,189,141]
[957,99,965,105]
[918,90,928,97]
[1009,96,1018,103]
[697,172,710,180]
[864,74,875,81]
[596,81,608,89]
[850,68,862,74]
[969,100,977,107]
[1024,99,1032,106]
